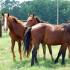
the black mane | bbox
[35,17,46,23]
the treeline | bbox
[0,0,70,24]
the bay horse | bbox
[24,17,70,66]
[26,14,70,61]
[2,13,27,61]
[26,14,54,60]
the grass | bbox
[0,32,70,70]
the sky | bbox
[15,0,32,3]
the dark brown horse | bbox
[2,13,27,61]
[24,16,70,66]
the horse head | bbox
[26,14,41,27]
[2,13,9,32]
[2,13,20,32]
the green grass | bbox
[0,32,70,70]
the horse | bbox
[2,13,27,61]
[26,14,70,60]
[24,18,70,66]
[26,14,54,60]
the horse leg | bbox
[11,39,15,61]
[18,41,22,61]
[34,44,39,64]
[34,50,38,64]
[67,45,70,58]
[54,45,63,64]
[31,48,35,66]
[31,44,39,66]
[42,44,46,60]
[47,45,54,61]
[61,44,67,65]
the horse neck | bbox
[31,19,46,26]
[8,17,26,38]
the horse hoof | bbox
[61,62,65,65]
[31,61,34,66]
[54,60,58,64]
[31,63,34,66]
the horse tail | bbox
[24,27,31,57]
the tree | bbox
[1,0,70,24]
[1,0,20,13]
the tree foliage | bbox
[0,0,70,24]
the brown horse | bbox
[26,14,70,58]
[24,17,70,66]
[2,13,27,61]
[26,14,54,60]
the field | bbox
[0,32,70,70]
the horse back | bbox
[44,24,65,45]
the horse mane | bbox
[35,17,41,23]
[35,16,46,23]
[61,23,70,33]
[9,15,25,25]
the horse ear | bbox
[2,13,4,16]
[13,18,17,23]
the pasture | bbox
[0,32,70,70]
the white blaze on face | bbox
[4,14,8,31]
